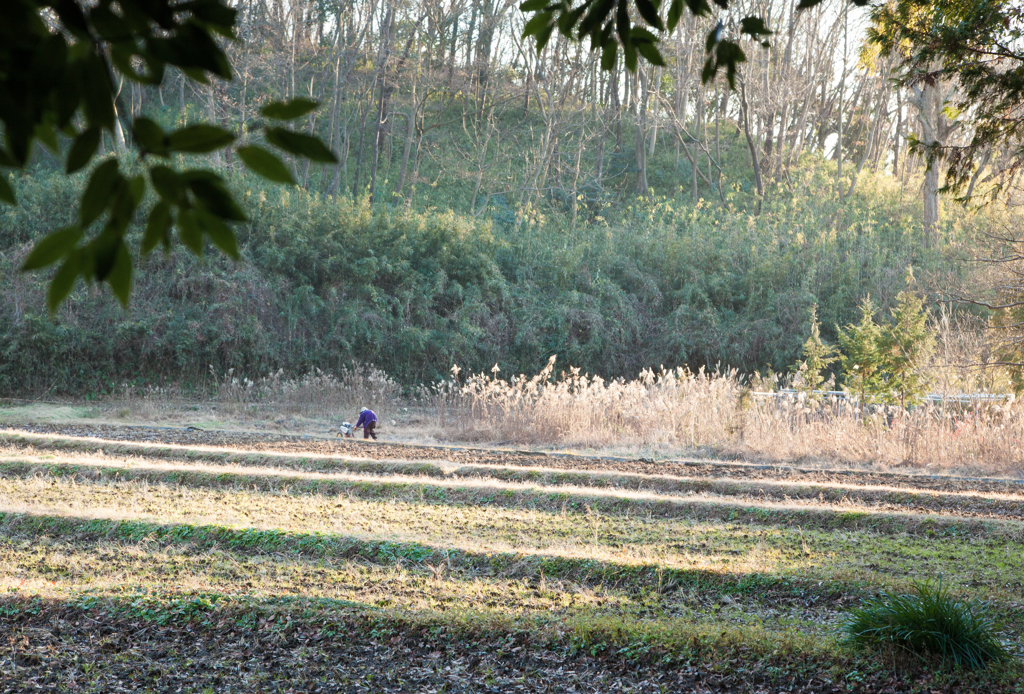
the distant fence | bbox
[751,389,1011,408]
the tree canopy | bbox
[522,0,868,85]
[5,0,1024,312]
[869,0,1024,200]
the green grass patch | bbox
[845,582,1014,670]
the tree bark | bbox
[739,77,764,208]
[635,67,649,195]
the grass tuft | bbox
[843,581,1013,670]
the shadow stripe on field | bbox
[0,509,865,603]
[0,458,1017,538]
[2,453,1023,522]
[6,428,1024,495]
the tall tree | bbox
[870,0,1024,201]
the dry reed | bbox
[433,356,741,448]
[429,356,1024,476]
[211,363,402,418]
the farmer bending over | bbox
[355,407,377,440]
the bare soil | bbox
[6,421,1024,495]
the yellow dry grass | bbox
[433,358,1024,476]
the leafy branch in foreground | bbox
[1,0,336,309]
[519,0,869,84]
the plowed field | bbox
[1,423,1022,693]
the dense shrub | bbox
[0,159,990,396]
[844,582,1012,670]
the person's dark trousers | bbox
[364,421,377,440]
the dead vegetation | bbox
[0,425,1021,691]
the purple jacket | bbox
[355,410,377,428]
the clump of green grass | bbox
[843,581,1012,670]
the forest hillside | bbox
[1,0,1015,395]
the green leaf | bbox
[66,128,101,173]
[237,145,296,184]
[128,175,147,208]
[0,175,14,205]
[558,5,588,35]
[82,55,115,131]
[188,176,247,222]
[796,0,824,7]
[90,6,132,41]
[578,0,615,39]
[629,27,659,43]
[167,125,235,153]
[666,0,683,32]
[601,40,618,70]
[519,0,550,11]
[34,123,59,153]
[142,201,172,255]
[177,209,204,255]
[79,159,121,226]
[105,241,133,307]
[265,128,337,164]
[616,0,631,49]
[47,252,83,313]
[260,98,319,121]
[685,0,713,17]
[739,16,772,39]
[197,209,239,260]
[716,40,746,88]
[635,0,664,31]
[176,0,238,31]
[701,55,717,83]
[92,232,123,283]
[22,226,83,271]
[536,24,556,51]
[706,22,722,52]
[623,42,638,72]
[636,41,666,66]
[522,12,553,38]
[106,175,145,232]
[133,117,168,156]
[150,166,185,204]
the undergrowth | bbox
[844,581,1013,670]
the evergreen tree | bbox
[792,305,839,400]
[838,297,885,404]
[878,292,935,407]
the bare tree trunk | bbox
[570,128,583,227]
[715,82,723,199]
[369,8,423,203]
[447,12,460,86]
[837,5,847,201]
[352,106,370,197]
[964,149,991,201]
[112,108,127,153]
[647,67,661,158]
[207,83,221,167]
[635,68,649,195]
[739,77,764,208]
[909,73,955,247]
[470,111,495,215]
[407,130,425,208]
[892,89,902,179]
[396,84,417,198]
[328,123,349,197]
[923,165,940,245]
